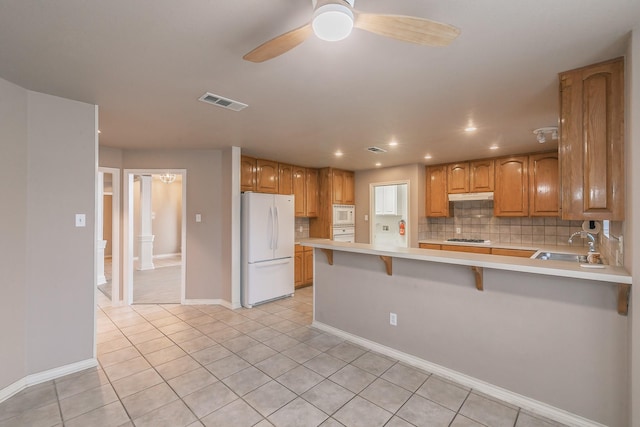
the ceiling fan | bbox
[243,0,460,63]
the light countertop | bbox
[299,238,631,285]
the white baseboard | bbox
[312,321,605,427]
[183,299,238,309]
[153,253,181,259]
[0,358,97,404]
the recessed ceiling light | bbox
[335,151,343,157]
[388,141,398,147]
[375,162,382,167]
[489,145,499,150]
[424,155,432,160]
[97,130,101,134]
[465,126,477,132]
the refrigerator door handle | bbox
[274,206,279,249]
[268,206,274,249]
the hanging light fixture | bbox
[533,127,559,144]
[159,173,177,184]
[312,2,354,41]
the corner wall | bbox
[627,26,640,427]
[25,91,97,373]
[0,77,28,390]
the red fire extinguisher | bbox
[399,220,406,236]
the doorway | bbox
[370,181,409,248]
[123,169,187,305]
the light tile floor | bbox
[0,287,567,427]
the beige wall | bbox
[0,76,96,393]
[314,250,629,426]
[354,164,425,247]
[627,27,640,427]
[0,77,28,389]
[151,176,182,256]
[25,91,97,373]
[120,149,226,301]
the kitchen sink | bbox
[533,251,602,264]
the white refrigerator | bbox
[241,192,295,308]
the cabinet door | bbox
[256,159,279,194]
[374,186,385,215]
[278,163,293,195]
[294,247,304,288]
[303,249,314,284]
[494,156,528,216]
[382,185,398,215]
[470,159,494,192]
[559,58,624,220]
[425,165,450,217]
[293,166,307,217]
[447,163,469,194]
[343,171,355,204]
[332,169,345,204]
[305,169,319,217]
[529,152,559,217]
[240,156,256,192]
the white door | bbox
[274,194,295,260]
[244,193,275,263]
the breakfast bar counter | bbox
[301,238,631,427]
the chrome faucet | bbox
[568,231,596,252]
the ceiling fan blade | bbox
[243,23,313,63]
[354,13,460,46]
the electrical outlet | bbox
[389,312,397,326]
[456,227,461,234]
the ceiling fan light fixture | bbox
[312,4,354,41]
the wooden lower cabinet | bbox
[303,249,314,285]
[491,248,536,258]
[441,244,492,254]
[295,245,313,288]
[419,243,442,250]
[419,244,535,258]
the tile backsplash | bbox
[419,201,624,266]
[295,217,310,240]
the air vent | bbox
[367,146,387,153]
[198,92,248,112]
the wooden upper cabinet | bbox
[343,171,355,204]
[331,169,354,205]
[494,156,528,216]
[278,163,293,195]
[306,168,319,217]
[256,159,279,194]
[292,166,306,216]
[240,156,256,192]
[470,159,494,192]
[529,152,559,217]
[559,57,624,220]
[292,166,319,217]
[332,169,345,204]
[426,165,450,217]
[447,163,469,194]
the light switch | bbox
[195,214,202,223]
[364,214,368,221]
[75,214,86,227]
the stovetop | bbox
[446,238,489,244]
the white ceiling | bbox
[1,0,638,170]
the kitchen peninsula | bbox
[302,239,631,427]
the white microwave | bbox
[333,204,355,226]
